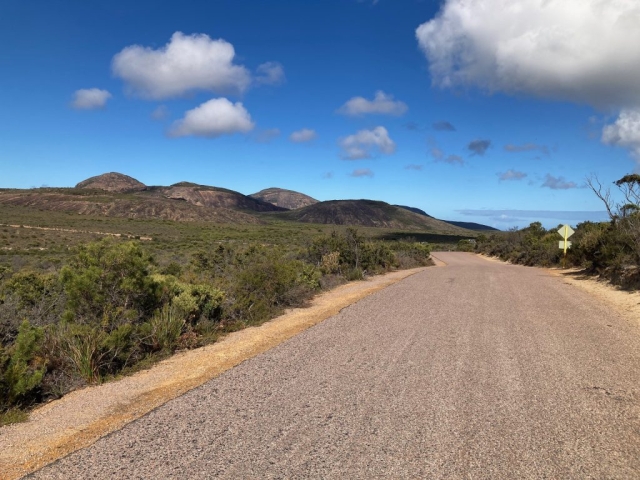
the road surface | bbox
[29,253,640,479]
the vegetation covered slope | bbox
[272,199,471,233]
[0,189,264,224]
[0,174,287,224]
[155,183,286,212]
[394,205,498,231]
[250,188,318,210]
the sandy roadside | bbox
[0,267,425,480]
[553,268,640,325]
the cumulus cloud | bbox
[498,169,527,181]
[504,143,550,156]
[112,32,252,99]
[337,91,408,117]
[255,128,281,143]
[289,128,317,143]
[169,98,254,138]
[602,109,640,161]
[541,174,578,190]
[350,168,374,178]
[405,164,423,171]
[255,62,285,86]
[150,105,169,120]
[339,126,396,160]
[433,121,456,131]
[417,1,640,163]
[416,1,640,110]
[71,88,112,109]
[468,139,491,156]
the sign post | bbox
[557,225,574,268]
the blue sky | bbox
[2,0,639,229]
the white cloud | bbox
[112,32,251,99]
[337,91,408,117]
[602,109,640,161]
[416,1,640,110]
[71,88,112,109]
[256,62,285,85]
[339,126,396,160]
[169,98,254,138]
[498,169,527,181]
[289,128,317,143]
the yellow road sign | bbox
[557,224,574,255]
[557,225,575,239]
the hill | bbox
[394,205,433,218]
[76,172,146,192]
[0,173,287,224]
[0,189,263,224]
[394,205,498,231]
[272,200,471,233]
[250,188,318,210]
[153,183,286,213]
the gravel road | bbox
[28,253,640,479]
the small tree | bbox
[60,239,160,329]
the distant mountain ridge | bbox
[0,172,493,232]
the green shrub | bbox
[155,274,224,322]
[145,304,185,352]
[60,239,160,329]
[1,321,46,408]
[52,321,146,383]
[345,267,364,281]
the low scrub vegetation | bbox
[473,174,640,289]
[1,228,431,420]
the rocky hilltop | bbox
[250,188,318,210]
[156,183,285,213]
[76,172,146,193]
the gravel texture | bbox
[27,253,640,479]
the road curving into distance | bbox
[27,253,640,479]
